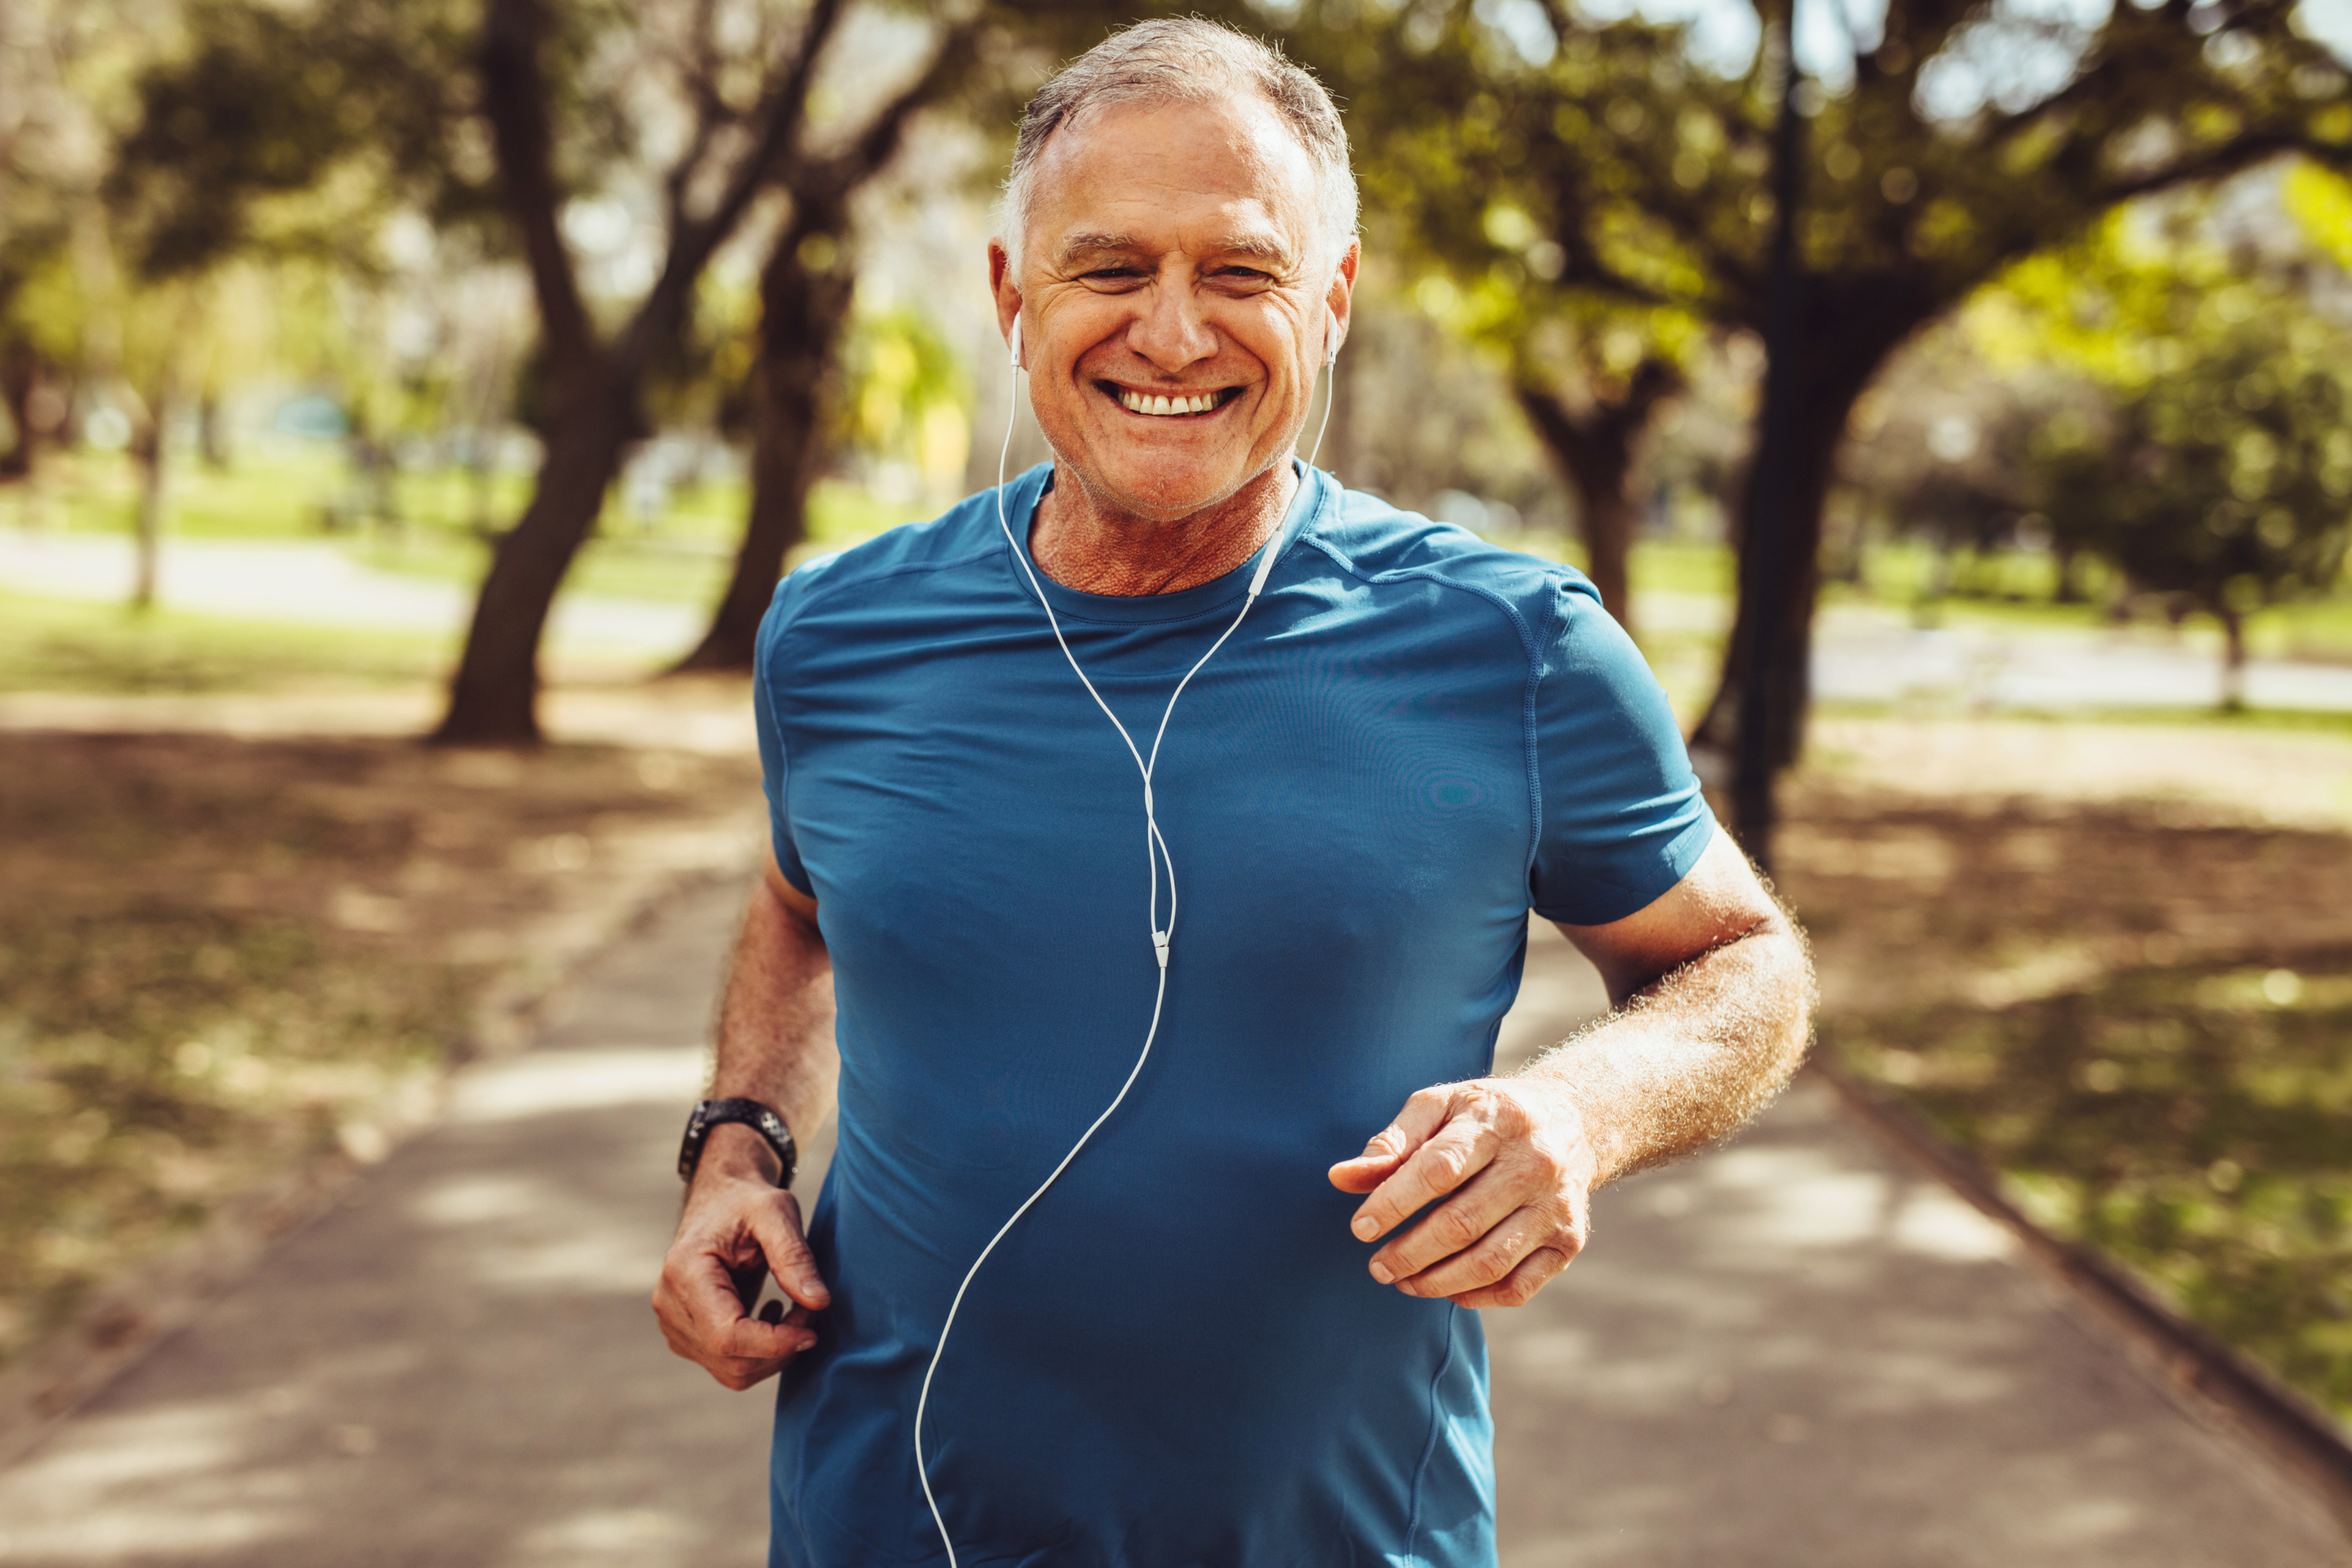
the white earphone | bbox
[914,300,1334,1564]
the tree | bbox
[670,22,983,673]
[1974,200,2352,705]
[0,0,135,483]
[1288,0,2352,850]
[1331,56,1704,637]
[435,0,916,741]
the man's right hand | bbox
[653,1122,833,1390]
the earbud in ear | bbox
[1009,312,1023,370]
[1323,305,1342,368]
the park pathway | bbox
[0,881,2343,1566]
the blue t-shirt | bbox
[753,462,1712,1567]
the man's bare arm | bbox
[1329,828,1813,1309]
[651,853,841,1389]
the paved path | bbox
[10,527,2352,714]
[0,528,701,656]
[0,885,2343,1566]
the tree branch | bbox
[808,19,985,199]
[618,0,850,371]
[663,0,733,233]
[478,0,595,371]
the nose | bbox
[1124,278,1219,376]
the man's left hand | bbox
[1328,1078,1599,1309]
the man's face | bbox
[992,96,1356,524]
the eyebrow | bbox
[1052,231,1301,271]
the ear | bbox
[1322,240,1360,367]
[989,238,1023,369]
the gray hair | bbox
[999,18,1359,282]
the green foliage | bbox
[836,304,968,471]
[1302,0,2352,334]
[1829,954,2352,1421]
[107,0,489,282]
[1972,208,2352,630]
[2287,161,2352,267]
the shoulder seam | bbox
[1301,532,1550,885]
[787,542,1003,614]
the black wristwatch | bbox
[678,1097,797,1188]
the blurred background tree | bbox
[1979,201,2352,705]
[665,10,989,675]
[1286,0,2352,856]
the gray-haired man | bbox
[653,20,1811,1564]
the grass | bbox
[0,729,762,1374]
[9,447,944,609]
[1824,957,2352,1423]
[0,591,453,695]
[0,740,470,1362]
[0,908,468,1356]
[15,445,2346,662]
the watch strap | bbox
[679,1097,797,1187]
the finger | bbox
[718,1312,812,1364]
[654,1276,817,1388]
[665,1245,821,1359]
[749,1192,831,1311]
[1349,1112,1500,1244]
[1369,1164,1533,1284]
[1384,1199,1555,1297]
[1447,1244,1575,1311]
[656,1298,788,1388]
[1328,1087,1455,1191]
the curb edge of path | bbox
[0,844,762,1473]
[1808,1054,2352,1546]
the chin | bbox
[1060,436,1275,522]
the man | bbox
[654,19,1811,1566]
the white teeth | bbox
[1119,389,1220,416]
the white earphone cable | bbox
[913,329,1321,1566]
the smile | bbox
[1104,383,1242,418]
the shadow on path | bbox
[0,893,2342,1564]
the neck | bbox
[1030,461,1298,597]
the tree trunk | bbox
[1689,290,1932,791]
[0,352,38,481]
[130,394,170,612]
[671,220,855,674]
[431,370,637,744]
[1689,373,1857,775]
[198,388,231,469]
[2218,607,2246,711]
[1513,362,1679,642]
[131,432,167,615]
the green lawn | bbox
[0,592,453,695]
[10,446,2347,670]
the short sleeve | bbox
[754,582,815,898]
[1526,575,1715,926]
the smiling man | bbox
[653,20,1812,1567]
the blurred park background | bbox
[4,0,2352,1521]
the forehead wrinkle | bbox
[1053,231,1143,264]
[1049,226,1302,274]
